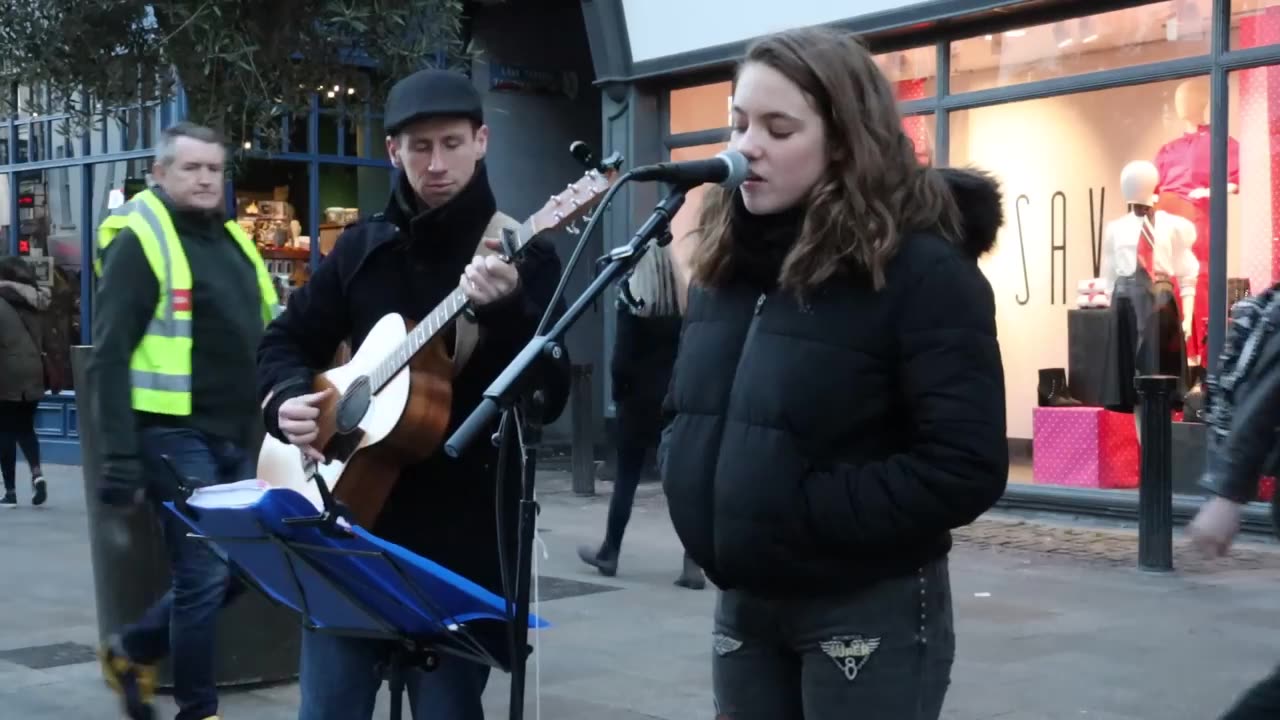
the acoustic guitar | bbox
[257,158,623,526]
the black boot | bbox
[1037,368,1083,407]
[577,543,618,577]
[1183,366,1207,423]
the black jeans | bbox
[0,400,40,492]
[604,443,648,552]
[1220,664,1280,719]
[712,557,954,720]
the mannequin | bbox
[1100,161,1199,437]
[1154,77,1241,367]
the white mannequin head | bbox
[1120,160,1159,207]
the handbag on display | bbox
[1076,278,1110,309]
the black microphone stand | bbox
[444,180,690,720]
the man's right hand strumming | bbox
[277,388,334,462]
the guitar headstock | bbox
[530,152,625,235]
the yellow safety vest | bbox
[94,188,279,416]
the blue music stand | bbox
[160,465,546,720]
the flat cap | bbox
[384,68,483,134]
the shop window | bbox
[950,2,1211,94]
[949,76,1220,492]
[96,104,162,155]
[669,82,732,135]
[232,159,312,306]
[904,113,936,167]
[1231,0,1280,49]
[667,142,727,309]
[15,167,86,386]
[319,112,340,155]
[53,118,89,159]
[874,46,937,101]
[0,173,10,256]
[287,112,310,154]
[318,164,390,257]
[363,115,387,160]
[1227,64,1279,354]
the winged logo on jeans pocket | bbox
[819,635,881,681]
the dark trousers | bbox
[604,443,647,552]
[1220,665,1280,719]
[298,632,491,720]
[711,557,955,720]
[0,400,40,491]
[118,427,250,720]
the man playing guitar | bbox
[256,68,567,719]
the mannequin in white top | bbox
[1100,160,1199,339]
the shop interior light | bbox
[1054,22,1075,48]
[1080,17,1099,44]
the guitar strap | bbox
[452,209,521,377]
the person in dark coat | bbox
[578,246,704,588]
[659,27,1008,719]
[0,256,49,507]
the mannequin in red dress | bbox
[1153,77,1240,369]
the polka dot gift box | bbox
[1032,407,1140,489]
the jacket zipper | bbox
[726,292,767,400]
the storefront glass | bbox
[1222,62,1280,501]
[949,75,1217,492]
[950,2,1211,93]
[647,1,1280,500]
[875,46,937,101]
[1231,0,1280,50]
[670,82,733,135]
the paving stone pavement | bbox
[3,465,1280,719]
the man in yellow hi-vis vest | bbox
[86,122,277,720]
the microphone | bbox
[629,150,748,188]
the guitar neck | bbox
[368,218,539,392]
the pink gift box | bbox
[1033,407,1140,489]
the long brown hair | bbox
[690,27,962,293]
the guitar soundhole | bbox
[335,376,372,434]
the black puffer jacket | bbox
[660,168,1009,597]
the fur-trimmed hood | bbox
[937,167,1003,260]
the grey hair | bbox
[155,122,227,166]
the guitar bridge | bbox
[324,429,365,464]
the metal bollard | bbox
[1135,374,1178,572]
[570,363,595,496]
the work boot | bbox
[98,636,156,720]
[577,542,619,577]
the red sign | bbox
[17,239,28,254]
[172,289,192,312]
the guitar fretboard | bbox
[367,219,536,392]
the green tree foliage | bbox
[0,0,468,147]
